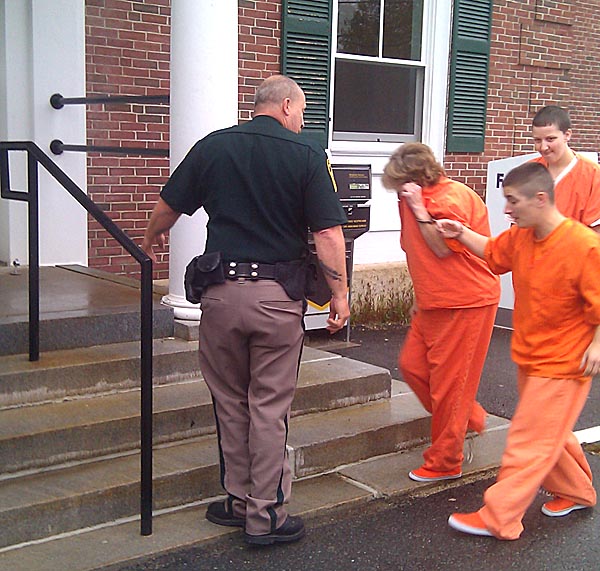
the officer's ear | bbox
[282,97,293,117]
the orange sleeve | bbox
[484,226,520,275]
[427,180,493,254]
[581,245,600,324]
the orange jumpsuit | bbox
[399,177,500,472]
[533,153,600,227]
[478,219,600,539]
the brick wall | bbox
[86,0,600,275]
[239,1,282,122]
[86,0,171,278]
[85,0,283,279]
[444,0,600,198]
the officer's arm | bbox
[312,225,350,333]
[141,198,182,262]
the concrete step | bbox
[0,306,174,357]
[288,391,430,478]
[0,352,391,473]
[0,421,510,571]
[0,391,431,549]
[0,337,201,408]
[0,265,174,357]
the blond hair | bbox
[382,143,445,190]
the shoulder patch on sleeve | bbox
[327,159,338,192]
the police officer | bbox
[141,75,350,545]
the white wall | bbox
[330,0,452,267]
[0,0,87,267]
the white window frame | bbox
[329,0,452,162]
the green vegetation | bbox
[351,279,414,327]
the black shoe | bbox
[244,515,305,545]
[205,500,245,527]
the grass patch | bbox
[351,280,414,326]
[583,442,600,455]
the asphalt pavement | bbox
[331,324,600,433]
[112,324,600,571]
[112,460,600,571]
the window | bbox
[333,0,425,142]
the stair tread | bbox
[0,337,198,375]
[0,394,427,512]
[0,355,389,439]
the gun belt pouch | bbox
[184,251,225,304]
[275,258,310,301]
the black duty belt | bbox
[224,261,277,280]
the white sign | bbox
[486,154,538,314]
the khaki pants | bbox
[399,304,497,472]
[199,279,305,535]
[479,369,596,540]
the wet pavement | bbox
[114,460,600,571]
[112,324,600,571]
[330,324,600,433]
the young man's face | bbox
[503,185,539,228]
[532,124,572,166]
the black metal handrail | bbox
[50,139,169,157]
[50,92,169,109]
[0,141,154,536]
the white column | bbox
[163,0,238,320]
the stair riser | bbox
[1,372,390,474]
[0,351,201,409]
[0,410,215,474]
[0,465,223,549]
[0,309,174,357]
[291,417,431,479]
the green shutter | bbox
[446,0,492,153]
[281,0,333,148]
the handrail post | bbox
[140,257,154,535]
[27,151,40,362]
[1,141,154,533]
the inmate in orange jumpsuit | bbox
[477,219,600,539]
[533,154,600,227]
[399,177,500,473]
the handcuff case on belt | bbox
[184,251,225,304]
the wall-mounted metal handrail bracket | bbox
[50,92,169,109]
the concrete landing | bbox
[0,265,173,356]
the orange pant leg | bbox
[399,304,496,472]
[479,370,595,540]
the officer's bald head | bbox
[254,75,304,110]
[254,75,306,133]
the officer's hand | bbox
[326,295,350,333]
[140,232,165,263]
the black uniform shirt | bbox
[160,115,347,263]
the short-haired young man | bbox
[531,105,600,233]
[437,161,600,540]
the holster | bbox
[184,251,225,304]
[275,255,315,301]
